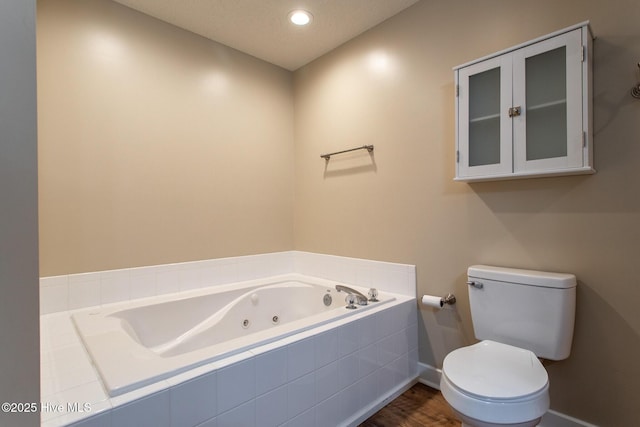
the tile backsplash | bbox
[40,251,416,314]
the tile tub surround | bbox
[41,295,418,426]
[40,251,416,314]
[40,252,417,426]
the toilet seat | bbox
[444,340,548,400]
[441,340,550,424]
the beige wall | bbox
[294,0,640,425]
[37,0,295,276]
[0,0,40,425]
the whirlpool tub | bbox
[72,274,395,396]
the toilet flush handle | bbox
[467,281,483,289]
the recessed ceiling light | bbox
[288,10,313,26]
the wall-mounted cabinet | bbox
[454,22,594,182]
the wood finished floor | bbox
[359,383,460,427]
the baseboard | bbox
[417,362,441,389]
[416,362,597,427]
[346,377,418,427]
[539,410,600,427]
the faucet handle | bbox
[345,294,357,309]
[368,288,379,302]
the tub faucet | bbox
[335,285,368,306]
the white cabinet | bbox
[454,22,594,182]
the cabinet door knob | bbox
[508,106,521,117]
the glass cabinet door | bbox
[512,29,583,172]
[457,55,513,178]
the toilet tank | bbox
[468,265,576,360]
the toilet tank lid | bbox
[468,265,576,289]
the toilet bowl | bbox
[440,340,550,427]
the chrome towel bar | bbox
[320,145,374,160]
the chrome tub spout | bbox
[335,285,368,306]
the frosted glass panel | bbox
[469,67,500,166]
[526,47,567,160]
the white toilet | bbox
[440,265,576,427]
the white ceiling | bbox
[111,0,420,71]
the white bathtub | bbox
[73,274,394,397]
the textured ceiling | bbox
[111,0,420,70]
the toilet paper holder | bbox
[441,293,457,306]
[421,293,457,308]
